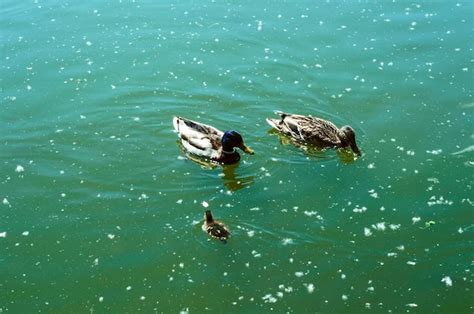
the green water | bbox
[1,1,473,313]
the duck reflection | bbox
[177,141,255,191]
[221,163,255,192]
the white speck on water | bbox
[353,206,367,213]
[406,303,418,307]
[304,211,322,220]
[389,224,401,230]
[107,234,115,240]
[99,296,104,302]
[80,115,86,119]
[262,294,277,303]
[368,189,378,198]
[22,231,29,236]
[247,230,255,237]
[257,20,263,31]
[202,201,209,208]
[93,258,99,266]
[15,165,25,173]
[176,199,183,204]
[282,238,294,245]
[427,195,453,206]
[342,294,348,301]
[426,149,442,155]
[441,276,453,287]
[179,262,184,268]
[139,193,148,200]
[0,232,6,238]
[295,271,304,277]
[412,216,421,224]
[364,228,373,237]
[60,193,66,198]
[372,222,386,231]
[407,261,417,266]
[111,84,116,89]
[251,250,261,258]
[3,198,10,206]
[305,283,315,293]
[126,286,132,291]
[86,41,92,46]
[140,296,146,300]
[368,163,375,169]
[249,207,260,211]
[179,308,189,314]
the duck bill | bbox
[240,143,254,155]
[350,143,361,157]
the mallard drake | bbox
[173,116,254,164]
[266,111,361,156]
[202,210,230,241]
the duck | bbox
[173,116,254,164]
[202,210,230,241]
[266,111,361,156]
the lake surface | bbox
[1,1,473,312]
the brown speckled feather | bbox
[273,112,341,146]
[205,221,230,240]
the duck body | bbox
[266,111,361,156]
[202,210,230,241]
[173,116,254,165]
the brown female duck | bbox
[266,111,361,156]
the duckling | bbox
[202,210,230,241]
[266,111,361,156]
[173,116,254,165]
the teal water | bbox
[1,1,473,313]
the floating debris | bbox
[305,283,315,293]
[441,276,453,287]
[364,228,373,237]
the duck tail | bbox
[275,111,289,119]
[172,116,181,132]
[266,118,280,129]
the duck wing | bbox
[173,116,224,137]
[173,116,223,158]
[271,112,341,146]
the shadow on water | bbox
[267,129,359,164]
[176,141,255,192]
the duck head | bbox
[204,210,214,223]
[222,131,254,155]
[339,126,361,156]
